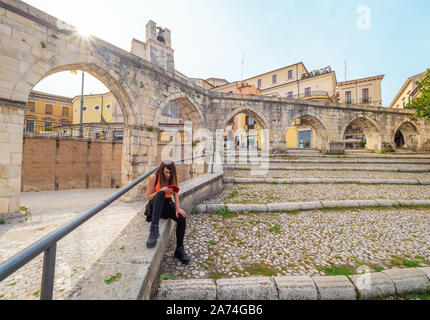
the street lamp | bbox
[79,71,85,138]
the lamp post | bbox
[79,71,85,138]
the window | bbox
[345,91,351,104]
[44,122,53,130]
[305,87,311,97]
[247,117,255,125]
[83,106,88,112]
[362,88,369,102]
[287,91,293,99]
[26,120,34,132]
[288,70,293,80]
[45,104,53,115]
[257,79,262,88]
[62,106,69,117]
[106,104,111,110]
[28,101,35,113]
[272,74,277,84]
[94,105,100,111]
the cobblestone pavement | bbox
[159,154,430,283]
[160,208,430,280]
[226,169,430,180]
[204,184,430,204]
[0,189,144,300]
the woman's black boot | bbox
[146,224,159,248]
[174,245,191,265]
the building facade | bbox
[336,75,384,107]
[25,91,73,134]
[390,70,428,109]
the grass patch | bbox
[228,191,238,199]
[317,265,354,276]
[104,272,122,284]
[0,220,5,225]
[390,255,424,268]
[208,240,217,246]
[215,206,237,219]
[33,290,40,297]
[268,224,281,233]
[244,263,277,277]
[209,272,225,280]
[160,274,175,280]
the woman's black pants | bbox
[151,191,186,248]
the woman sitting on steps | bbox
[145,160,190,265]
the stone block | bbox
[267,202,302,212]
[193,204,206,213]
[0,197,9,214]
[216,277,278,300]
[312,276,357,300]
[223,177,234,183]
[305,178,322,184]
[382,268,430,295]
[206,203,226,213]
[418,267,430,281]
[350,272,396,300]
[157,279,216,300]
[291,178,308,184]
[374,199,398,207]
[419,180,430,185]
[356,200,379,207]
[274,276,318,300]
[299,201,322,210]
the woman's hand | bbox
[176,208,187,219]
[160,186,174,194]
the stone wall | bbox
[0,105,24,214]
[21,137,123,192]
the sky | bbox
[26,0,430,107]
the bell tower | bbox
[131,20,175,73]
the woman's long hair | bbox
[154,161,179,188]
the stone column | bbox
[0,103,25,215]
[121,125,158,202]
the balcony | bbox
[286,90,331,101]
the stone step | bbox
[223,177,430,185]
[193,199,430,214]
[157,267,430,300]
[222,159,430,164]
[224,166,430,173]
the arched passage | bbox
[393,121,421,151]
[222,107,271,150]
[283,114,329,152]
[341,117,381,151]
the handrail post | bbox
[40,244,57,300]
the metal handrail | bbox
[0,153,212,300]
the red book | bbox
[168,185,179,193]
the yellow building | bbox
[225,113,262,149]
[390,70,428,109]
[72,92,123,125]
[285,119,317,149]
[336,75,384,106]
[25,91,73,134]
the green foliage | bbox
[245,263,277,277]
[317,265,354,276]
[0,220,5,225]
[160,274,175,280]
[104,272,122,284]
[360,139,367,148]
[407,69,430,119]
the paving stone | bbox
[418,267,430,281]
[382,268,430,295]
[374,199,399,207]
[266,202,302,212]
[298,201,322,210]
[274,276,318,300]
[216,277,278,300]
[193,204,207,213]
[312,276,357,300]
[157,279,216,300]
[356,200,379,207]
[350,272,396,300]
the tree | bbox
[407,69,430,119]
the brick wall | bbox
[21,137,123,192]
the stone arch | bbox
[222,106,271,130]
[341,116,382,151]
[16,58,137,126]
[153,92,206,130]
[283,113,329,152]
[393,121,421,151]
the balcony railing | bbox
[24,120,124,142]
[344,97,382,106]
[283,91,330,100]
